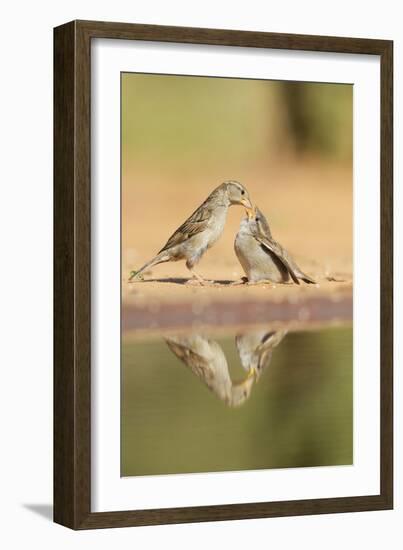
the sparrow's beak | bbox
[240,197,253,210]
[246,207,254,220]
[246,367,257,380]
[234,369,256,390]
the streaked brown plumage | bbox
[130,180,252,283]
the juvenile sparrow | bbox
[165,334,255,407]
[234,206,316,285]
[129,180,252,283]
[236,329,287,379]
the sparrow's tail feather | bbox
[129,252,170,281]
[296,270,316,284]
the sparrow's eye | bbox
[256,217,260,222]
[241,190,245,195]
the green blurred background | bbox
[122,74,352,167]
[122,326,352,476]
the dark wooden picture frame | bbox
[54,20,393,529]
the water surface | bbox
[121,324,352,477]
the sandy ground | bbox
[122,159,352,325]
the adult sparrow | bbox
[129,180,252,283]
[165,334,255,407]
[234,206,316,284]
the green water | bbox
[121,325,353,477]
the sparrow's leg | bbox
[187,267,209,285]
[185,257,212,285]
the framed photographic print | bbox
[54,20,393,529]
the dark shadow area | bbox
[131,277,235,286]
[23,504,53,522]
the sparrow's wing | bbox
[159,204,211,253]
[253,232,301,284]
[255,330,287,373]
[165,338,215,384]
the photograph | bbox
[121,72,353,477]
[0,0,395,543]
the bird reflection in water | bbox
[236,329,287,380]
[165,329,287,407]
